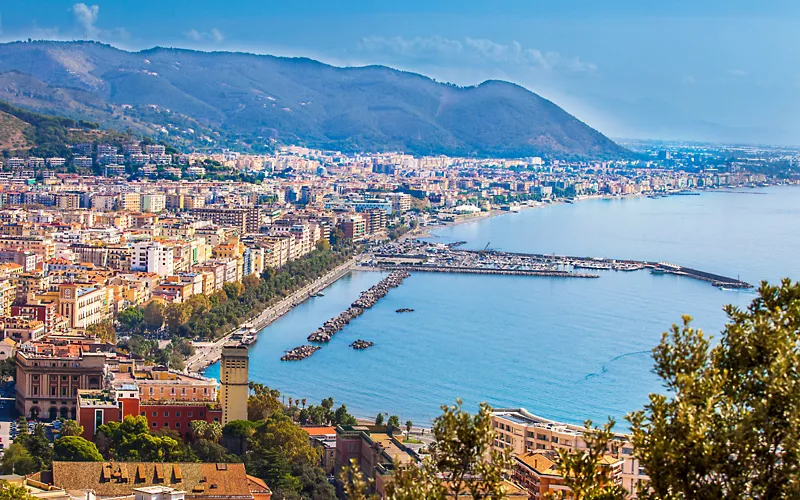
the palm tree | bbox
[406,420,413,437]
[289,397,293,407]
[302,398,307,408]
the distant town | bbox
[0,136,795,500]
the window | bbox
[152,422,157,427]
[187,412,193,417]
[152,412,157,417]
[164,411,169,417]
[176,412,181,417]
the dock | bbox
[365,241,753,290]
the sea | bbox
[205,186,800,428]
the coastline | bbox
[186,258,357,374]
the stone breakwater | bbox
[281,345,321,361]
[350,339,374,350]
[307,270,411,343]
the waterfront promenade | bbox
[186,258,357,373]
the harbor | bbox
[364,240,753,289]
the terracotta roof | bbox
[51,462,253,499]
[245,476,271,495]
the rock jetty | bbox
[307,270,410,343]
[350,339,374,350]
[396,308,414,313]
[281,345,320,361]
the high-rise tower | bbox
[219,344,249,424]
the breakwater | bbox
[306,270,410,343]
[281,345,320,361]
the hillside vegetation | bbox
[0,100,132,158]
[0,41,629,159]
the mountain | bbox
[0,41,628,159]
[0,99,132,158]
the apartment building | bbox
[342,214,366,240]
[191,206,260,233]
[141,194,167,213]
[0,236,55,260]
[132,241,175,276]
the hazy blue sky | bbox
[3,0,799,145]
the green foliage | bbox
[118,306,144,331]
[0,480,35,500]
[248,383,283,421]
[142,301,165,331]
[549,420,627,500]
[85,320,116,343]
[12,424,52,472]
[344,401,512,499]
[53,436,104,462]
[183,247,351,340]
[374,413,384,426]
[96,415,178,461]
[0,100,99,158]
[629,279,800,499]
[387,415,400,428]
[245,413,333,499]
[0,444,37,475]
[189,421,223,442]
[57,420,83,437]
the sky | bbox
[3,0,800,145]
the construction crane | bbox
[482,242,491,253]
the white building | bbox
[132,241,175,276]
[141,193,166,213]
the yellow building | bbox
[119,193,142,212]
[0,279,15,317]
[219,345,248,425]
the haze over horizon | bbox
[3,0,799,147]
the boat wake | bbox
[581,350,652,381]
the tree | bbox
[59,420,83,437]
[193,439,230,463]
[117,306,144,331]
[0,444,37,475]
[629,280,800,499]
[0,481,35,500]
[387,415,400,428]
[14,424,52,472]
[142,301,165,331]
[248,388,283,421]
[190,421,223,443]
[86,321,116,343]
[164,303,191,335]
[334,405,357,426]
[53,436,104,462]
[345,401,511,499]
[550,420,627,500]
[250,414,319,465]
[315,239,331,252]
[374,413,384,426]
[405,420,413,436]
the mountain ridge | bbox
[0,40,629,159]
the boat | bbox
[312,292,325,297]
[650,268,666,275]
[396,308,415,313]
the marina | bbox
[365,241,752,289]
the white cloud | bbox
[72,3,100,38]
[184,29,203,42]
[357,35,596,74]
[184,28,225,44]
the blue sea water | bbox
[205,186,800,428]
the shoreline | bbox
[186,258,357,374]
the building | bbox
[132,241,175,276]
[334,425,417,498]
[191,206,260,233]
[142,194,167,213]
[15,343,110,419]
[219,345,248,425]
[58,283,112,329]
[511,450,623,499]
[0,279,13,317]
[120,193,142,212]
[342,214,366,240]
[112,366,218,403]
[45,462,270,500]
[77,385,222,441]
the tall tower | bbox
[220,345,249,424]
